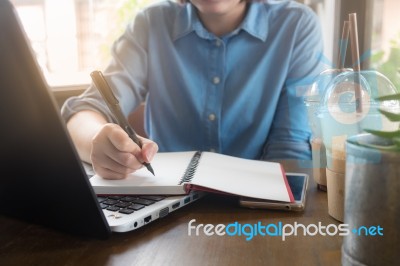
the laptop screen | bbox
[0,0,111,238]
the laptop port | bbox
[144,215,152,223]
[172,202,180,209]
[159,207,169,218]
[184,196,191,204]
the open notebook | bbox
[90,151,294,203]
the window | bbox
[370,0,400,91]
[298,0,336,64]
[11,0,334,88]
[334,0,400,91]
[10,0,155,87]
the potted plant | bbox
[342,93,400,266]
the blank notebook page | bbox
[190,152,291,202]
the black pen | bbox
[90,70,155,176]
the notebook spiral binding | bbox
[178,151,202,185]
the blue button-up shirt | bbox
[62,0,324,160]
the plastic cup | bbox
[304,68,352,190]
[318,70,399,221]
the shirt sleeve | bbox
[61,11,150,123]
[261,7,324,161]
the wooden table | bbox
[0,177,342,266]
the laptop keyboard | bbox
[97,195,166,215]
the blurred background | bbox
[9,0,400,94]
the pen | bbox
[90,70,155,176]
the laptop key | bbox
[131,198,155,206]
[119,209,134,215]
[97,196,107,203]
[128,204,145,211]
[140,195,166,201]
[115,202,131,208]
[100,203,108,209]
[106,206,120,212]
[103,199,119,206]
[120,196,137,202]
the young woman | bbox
[62,0,324,179]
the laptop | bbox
[0,0,203,239]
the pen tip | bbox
[145,163,155,176]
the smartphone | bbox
[239,173,309,211]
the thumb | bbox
[140,137,158,163]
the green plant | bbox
[371,33,400,92]
[363,93,400,151]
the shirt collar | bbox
[172,3,268,42]
[241,3,269,41]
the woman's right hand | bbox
[90,123,158,180]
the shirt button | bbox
[212,76,220,84]
[208,114,216,121]
[215,40,221,47]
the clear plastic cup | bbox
[318,70,399,221]
[304,68,352,190]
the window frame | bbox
[333,0,374,69]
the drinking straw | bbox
[349,13,362,113]
[338,21,350,69]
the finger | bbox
[100,124,144,167]
[94,165,131,180]
[92,133,138,168]
[91,151,140,175]
[105,153,143,173]
[139,136,159,163]
[103,142,143,169]
[106,124,138,153]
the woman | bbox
[62,0,324,179]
